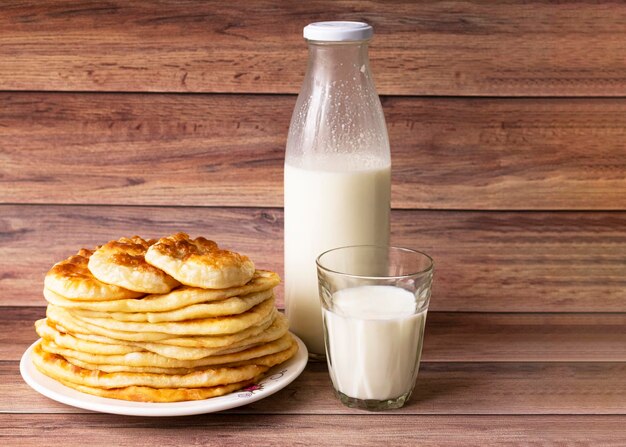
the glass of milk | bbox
[316,245,434,411]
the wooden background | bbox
[2,1,626,444]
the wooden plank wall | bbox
[1,0,626,315]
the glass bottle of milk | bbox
[284,22,391,359]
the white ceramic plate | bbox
[20,335,308,416]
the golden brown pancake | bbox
[56,297,276,336]
[129,313,290,359]
[40,312,289,361]
[60,357,198,375]
[44,249,143,301]
[88,236,180,293]
[40,333,294,369]
[65,336,298,374]
[43,270,280,313]
[68,289,274,323]
[145,232,255,289]
[32,341,268,389]
[56,376,262,402]
[35,319,139,355]
[48,306,278,344]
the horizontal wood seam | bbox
[3,203,626,213]
[6,306,626,316]
[4,90,626,100]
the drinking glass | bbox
[316,245,434,410]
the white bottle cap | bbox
[303,21,373,42]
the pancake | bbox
[222,336,298,368]
[44,248,143,301]
[65,337,298,374]
[43,270,280,313]
[145,233,255,289]
[68,288,274,323]
[41,333,294,370]
[56,376,260,402]
[59,296,276,336]
[49,306,278,345]
[88,236,180,293]
[33,341,267,389]
[131,313,289,360]
[61,357,198,375]
[47,305,174,342]
[48,312,290,361]
[35,319,139,356]
[120,310,278,348]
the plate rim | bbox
[20,334,308,417]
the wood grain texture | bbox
[2,2,624,443]
[4,307,626,362]
[4,360,626,415]
[3,93,626,210]
[0,307,43,361]
[424,312,626,362]
[2,205,625,311]
[2,1,626,96]
[2,414,626,447]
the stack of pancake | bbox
[32,233,297,402]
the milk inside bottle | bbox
[284,22,391,358]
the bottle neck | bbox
[305,41,372,84]
[286,39,389,168]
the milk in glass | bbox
[322,285,427,401]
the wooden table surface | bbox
[2,306,625,445]
[2,1,626,445]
